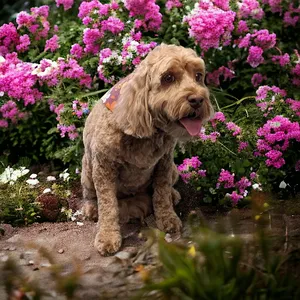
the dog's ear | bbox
[114,63,153,138]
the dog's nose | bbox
[188,96,204,109]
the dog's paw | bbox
[94,230,122,256]
[82,201,98,221]
[156,212,182,234]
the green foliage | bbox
[0,182,41,226]
[0,102,65,165]
[141,218,300,299]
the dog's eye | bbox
[195,72,203,82]
[162,74,175,84]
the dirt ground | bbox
[1,182,300,299]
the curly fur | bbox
[81,44,213,255]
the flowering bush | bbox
[0,0,299,204]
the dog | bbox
[81,44,213,255]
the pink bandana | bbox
[102,75,132,111]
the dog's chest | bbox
[120,133,173,169]
[117,163,154,194]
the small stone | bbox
[115,251,131,260]
[58,249,64,254]
[0,255,9,262]
[28,260,35,265]
[40,262,51,268]
[7,234,21,243]
[9,246,16,251]
[76,221,84,226]
[164,233,172,243]
[80,254,91,261]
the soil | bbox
[1,181,300,299]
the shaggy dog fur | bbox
[81,44,213,255]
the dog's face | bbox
[114,44,214,139]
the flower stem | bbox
[77,89,108,99]
[222,96,256,109]
[217,141,238,157]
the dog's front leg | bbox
[92,156,121,255]
[152,152,182,234]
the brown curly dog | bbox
[81,44,213,255]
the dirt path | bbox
[2,189,300,299]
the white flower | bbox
[43,188,51,194]
[252,183,262,191]
[0,91,4,97]
[0,56,5,63]
[30,173,38,179]
[279,181,287,189]
[0,166,29,185]
[59,169,70,182]
[26,178,39,186]
[46,176,56,182]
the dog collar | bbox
[101,74,132,111]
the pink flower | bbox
[78,0,101,19]
[212,112,226,122]
[206,66,235,86]
[70,44,83,59]
[264,0,282,14]
[101,17,124,34]
[16,11,35,28]
[272,53,290,66]
[184,2,236,51]
[251,73,267,87]
[16,34,30,52]
[256,116,300,168]
[236,177,251,193]
[226,122,242,136]
[237,20,249,34]
[198,170,207,177]
[0,23,19,55]
[0,119,8,128]
[218,169,235,189]
[238,34,251,48]
[252,29,276,50]
[286,98,300,116]
[283,4,300,27]
[238,141,249,152]
[124,0,162,31]
[166,0,182,10]
[227,191,243,205]
[255,85,286,101]
[45,35,59,52]
[83,28,102,54]
[239,0,264,20]
[55,0,74,10]
[247,46,264,68]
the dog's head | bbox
[114,44,214,139]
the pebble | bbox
[115,251,131,260]
[40,262,52,268]
[164,233,172,243]
[7,234,21,243]
[28,260,35,265]
[58,248,64,254]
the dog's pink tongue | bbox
[179,118,202,136]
